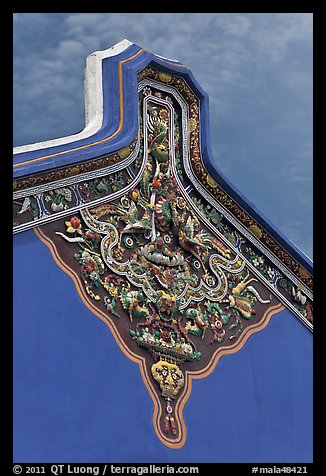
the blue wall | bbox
[13,229,313,463]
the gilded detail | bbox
[248,225,263,240]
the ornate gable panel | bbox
[13,41,313,448]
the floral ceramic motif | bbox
[46,94,281,445]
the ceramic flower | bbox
[84,261,95,273]
[159,109,169,123]
[85,229,101,244]
[65,216,82,234]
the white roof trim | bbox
[13,39,133,155]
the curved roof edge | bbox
[13,39,312,276]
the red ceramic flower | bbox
[160,330,172,343]
[152,180,161,189]
[65,216,83,235]
[70,216,81,229]
[84,261,95,273]
[85,229,101,244]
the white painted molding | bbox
[154,53,180,63]
[13,39,134,156]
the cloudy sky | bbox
[13,13,313,259]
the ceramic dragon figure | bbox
[49,87,284,444]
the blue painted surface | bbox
[13,43,148,175]
[13,41,312,274]
[14,230,313,463]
